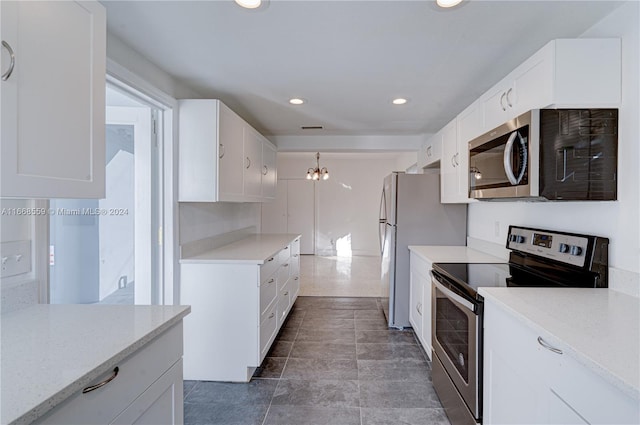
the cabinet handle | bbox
[294,276,299,280]
[268,312,275,319]
[1,41,15,81]
[537,336,563,355]
[506,88,513,108]
[82,367,119,394]
[283,263,289,267]
[416,302,422,316]
[219,143,225,159]
[293,254,299,258]
[451,155,456,168]
[284,246,289,250]
[284,291,289,296]
[268,278,275,284]
[246,157,251,169]
[267,257,274,262]
[262,165,268,175]
[500,92,507,111]
[454,153,460,166]
[426,146,432,157]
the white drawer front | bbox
[259,303,278,361]
[277,282,292,328]
[38,324,183,425]
[260,254,279,284]
[292,238,301,256]
[278,244,291,263]
[260,273,278,318]
[277,261,291,290]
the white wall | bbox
[276,152,408,256]
[468,1,639,275]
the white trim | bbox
[33,200,49,303]
[106,60,180,306]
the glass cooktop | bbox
[433,263,512,292]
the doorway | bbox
[49,85,162,305]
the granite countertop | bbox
[479,287,639,400]
[1,304,191,425]
[180,233,301,264]
[408,245,506,263]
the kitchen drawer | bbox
[290,275,300,301]
[259,272,277,318]
[277,280,292,327]
[259,302,278,361]
[292,238,301,256]
[277,261,291,290]
[278,244,291,263]
[38,324,182,425]
[260,254,280,284]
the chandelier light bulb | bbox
[235,0,262,9]
[306,152,329,181]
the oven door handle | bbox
[432,278,476,313]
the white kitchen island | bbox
[1,304,190,425]
[180,233,301,382]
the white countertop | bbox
[408,245,506,263]
[1,304,191,425]
[479,287,640,400]
[180,233,301,264]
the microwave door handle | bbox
[503,130,527,185]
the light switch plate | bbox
[1,240,32,278]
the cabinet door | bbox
[218,103,245,200]
[511,45,554,116]
[1,0,106,198]
[440,119,462,203]
[408,263,423,338]
[243,126,263,198]
[419,264,433,359]
[262,141,277,199]
[112,360,184,425]
[482,84,512,131]
[457,100,483,145]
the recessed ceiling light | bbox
[289,98,305,105]
[235,0,261,9]
[392,98,408,105]
[436,0,463,8]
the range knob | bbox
[559,243,570,253]
[569,245,583,256]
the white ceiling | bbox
[103,0,623,139]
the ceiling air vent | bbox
[301,126,323,130]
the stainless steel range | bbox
[430,225,609,425]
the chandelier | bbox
[306,152,329,181]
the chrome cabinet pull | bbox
[294,276,299,281]
[268,278,275,284]
[219,143,225,159]
[506,88,513,108]
[262,165,268,175]
[267,257,274,262]
[426,146,432,157]
[500,92,507,111]
[83,367,119,394]
[537,337,563,355]
[283,263,289,267]
[451,155,456,167]
[268,312,275,319]
[246,157,251,169]
[284,291,289,296]
[2,41,15,81]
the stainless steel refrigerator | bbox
[379,172,467,328]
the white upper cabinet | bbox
[1,0,106,199]
[218,102,245,199]
[178,99,277,203]
[440,117,469,204]
[481,38,621,131]
[418,134,442,171]
[243,126,263,199]
[261,142,277,200]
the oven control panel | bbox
[507,226,589,268]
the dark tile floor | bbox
[183,296,450,425]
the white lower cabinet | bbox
[408,251,433,359]
[483,299,639,425]
[38,324,184,425]
[181,236,300,382]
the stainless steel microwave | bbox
[468,109,618,201]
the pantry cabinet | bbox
[178,99,277,203]
[1,0,106,199]
[484,298,639,425]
